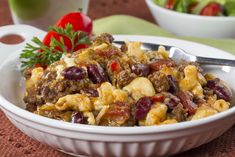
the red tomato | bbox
[151,94,164,103]
[42,31,72,51]
[42,12,92,52]
[110,60,121,73]
[42,31,88,52]
[200,2,222,16]
[165,0,177,10]
[56,12,92,35]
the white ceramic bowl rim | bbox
[0,35,235,135]
[147,0,235,21]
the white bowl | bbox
[146,0,235,38]
[0,25,235,157]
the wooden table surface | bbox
[0,0,235,157]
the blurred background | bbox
[0,0,155,27]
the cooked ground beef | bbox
[116,69,137,88]
[148,71,170,92]
[24,69,92,111]
[171,103,187,122]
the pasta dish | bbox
[22,33,233,126]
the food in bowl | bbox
[146,0,235,38]
[153,0,235,16]
[20,26,233,126]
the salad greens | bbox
[224,0,235,16]
[153,0,235,16]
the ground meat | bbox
[93,33,114,45]
[38,78,91,103]
[149,59,176,71]
[24,94,44,108]
[203,87,214,96]
[24,68,92,109]
[120,44,128,52]
[116,69,137,88]
[96,47,121,59]
[194,97,206,105]
[163,92,180,109]
[99,102,132,126]
[148,72,170,93]
[178,61,203,73]
[23,68,32,80]
[171,103,187,122]
[24,87,45,112]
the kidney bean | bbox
[149,59,176,71]
[131,63,150,76]
[178,91,197,115]
[167,75,179,94]
[62,66,87,81]
[206,78,232,101]
[135,97,153,120]
[87,64,107,84]
[72,112,84,124]
[163,92,180,109]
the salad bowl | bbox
[146,0,235,38]
[0,25,235,157]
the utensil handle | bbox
[196,56,235,66]
[0,25,46,63]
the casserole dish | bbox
[0,25,235,157]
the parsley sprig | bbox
[20,24,91,70]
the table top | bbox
[0,0,235,156]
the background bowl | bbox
[146,0,235,38]
[0,25,235,157]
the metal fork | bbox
[113,41,235,66]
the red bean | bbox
[206,78,232,101]
[131,63,150,76]
[163,92,180,109]
[178,91,197,115]
[62,66,87,80]
[167,75,179,94]
[135,97,153,120]
[87,64,107,84]
[72,112,84,124]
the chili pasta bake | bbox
[22,33,233,126]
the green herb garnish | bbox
[20,23,91,70]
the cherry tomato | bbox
[42,12,92,52]
[42,30,88,52]
[200,2,222,16]
[56,12,92,35]
[165,0,177,10]
[42,31,71,51]
[38,12,92,68]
